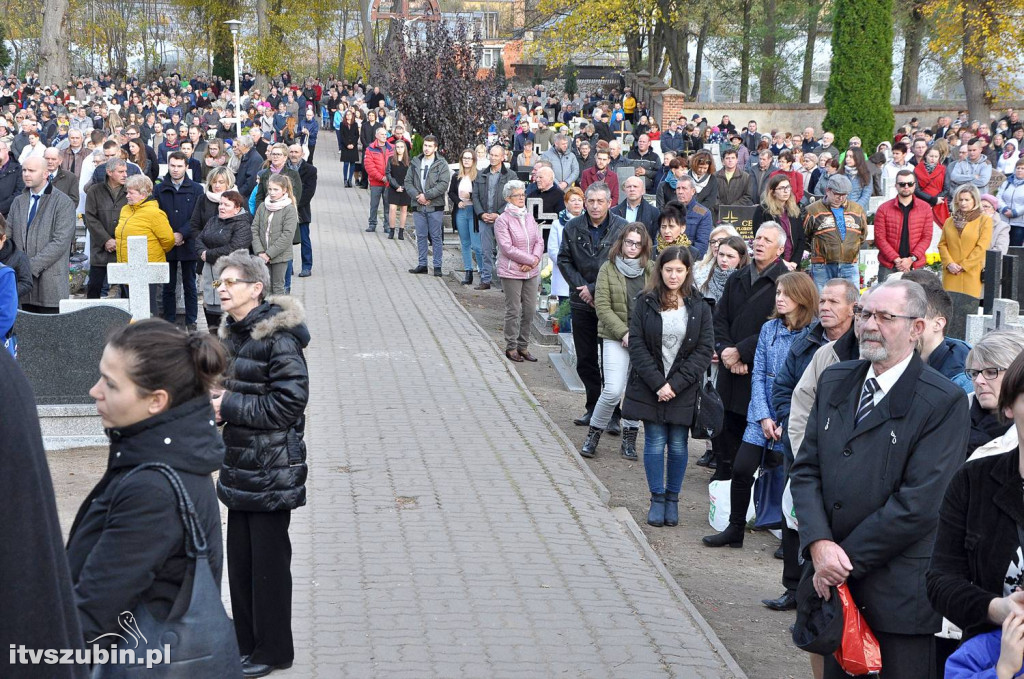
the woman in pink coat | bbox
[494,179,544,363]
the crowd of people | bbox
[344,82,1024,678]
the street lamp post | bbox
[225,20,243,140]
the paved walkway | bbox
[282,139,740,678]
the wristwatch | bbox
[910,255,918,263]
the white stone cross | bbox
[59,235,169,321]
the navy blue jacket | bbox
[927,336,973,394]
[611,198,660,243]
[153,174,204,261]
[682,197,713,258]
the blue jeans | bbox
[454,206,480,273]
[368,185,389,231]
[478,220,496,283]
[642,422,689,495]
[415,209,444,269]
[343,162,354,185]
[810,262,859,291]
[298,222,312,272]
[162,260,197,324]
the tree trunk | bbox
[690,16,709,100]
[361,0,377,80]
[255,0,269,89]
[739,0,752,102]
[38,0,71,85]
[340,6,349,78]
[624,32,643,73]
[898,1,925,105]
[758,0,778,103]
[961,19,990,123]
[800,0,822,103]
[315,23,322,80]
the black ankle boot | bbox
[387,228,395,239]
[461,271,473,286]
[397,228,405,240]
[696,449,715,467]
[581,426,602,458]
[664,491,679,526]
[702,522,744,548]
[620,426,639,460]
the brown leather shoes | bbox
[505,349,524,362]
[519,350,538,362]
[474,282,491,290]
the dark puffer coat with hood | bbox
[65,396,224,643]
[217,295,310,512]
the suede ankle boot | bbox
[647,493,666,527]
[664,491,679,526]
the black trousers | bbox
[570,305,601,411]
[227,509,294,666]
[728,440,765,526]
[86,265,107,299]
[823,631,935,679]
[713,410,747,469]
[781,454,802,591]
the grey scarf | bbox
[615,256,644,278]
[702,266,731,302]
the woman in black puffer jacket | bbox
[197,190,252,333]
[211,249,309,678]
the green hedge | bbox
[822,0,895,152]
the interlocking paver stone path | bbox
[283,138,741,678]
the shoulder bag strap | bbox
[115,462,208,558]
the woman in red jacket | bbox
[914,146,949,226]
[770,150,804,203]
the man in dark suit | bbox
[43,147,79,207]
[287,143,318,279]
[791,279,969,679]
[707,223,787,481]
[611,176,658,241]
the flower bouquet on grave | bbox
[926,252,943,274]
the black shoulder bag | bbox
[93,463,242,678]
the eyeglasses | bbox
[896,182,916,188]
[212,278,256,288]
[623,239,643,248]
[775,185,791,191]
[964,367,1006,381]
[508,192,526,199]
[853,306,919,324]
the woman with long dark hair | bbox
[843,146,874,212]
[386,139,412,241]
[338,109,359,188]
[753,174,805,270]
[623,246,715,527]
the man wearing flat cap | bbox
[803,173,867,290]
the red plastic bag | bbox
[833,583,883,675]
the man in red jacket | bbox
[873,168,934,282]
[363,126,394,232]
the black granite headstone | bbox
[16,306,132,405]
[1008,246,1024,303]
[1002,253,1018,301]
[983,249,1002,314]
[947,292,981,342]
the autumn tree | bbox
[39,0,70,83]
[923,0,1024,122]
[376,20,500,159]
[822,0,895,151]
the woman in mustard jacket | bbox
[938,184,993,299]
[115,174,175,313]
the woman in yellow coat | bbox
[938,184,993,299]
[115,174,175,314]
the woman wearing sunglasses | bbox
[210,249,310,677]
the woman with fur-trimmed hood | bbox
[209,249,309,677]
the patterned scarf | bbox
[657,231,692,251]
[953,207,981,231]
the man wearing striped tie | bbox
[790,279,969,679]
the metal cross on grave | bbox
[103,236,170,321]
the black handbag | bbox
[92,463,243,678]
[691,368,725,440]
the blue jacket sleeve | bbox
[693,211,712,258]
[943,630,1004,679]
[0,267,16,339]
[747,321,774,424]
[772,338,804,425]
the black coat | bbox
[217,296,310,513]
[0,351,88,678]
[713,259,787,413]
[928,447,1024,643]
[294,160,317,224]
[0,158,25,216]
[190,193,221,243]
[752,204,806,265]
[611,199,661,243]
[65,396,225,644]
[196,211,253,269]
[790,354,969,635]
[622,291,715,424]
[0,237,33,302]
[556,212,628,309]
[235,148,264,200]
[338,123,360,163]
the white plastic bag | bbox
[708,479,755,531]
[781,478,799,530]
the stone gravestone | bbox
[60,235,169,321]
[946,292,980,342]
[966,298,1024,346]
[16,306,132,405]
[983,249,1003,314]
[1007,246,1024,300]
[717,205,756,241]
